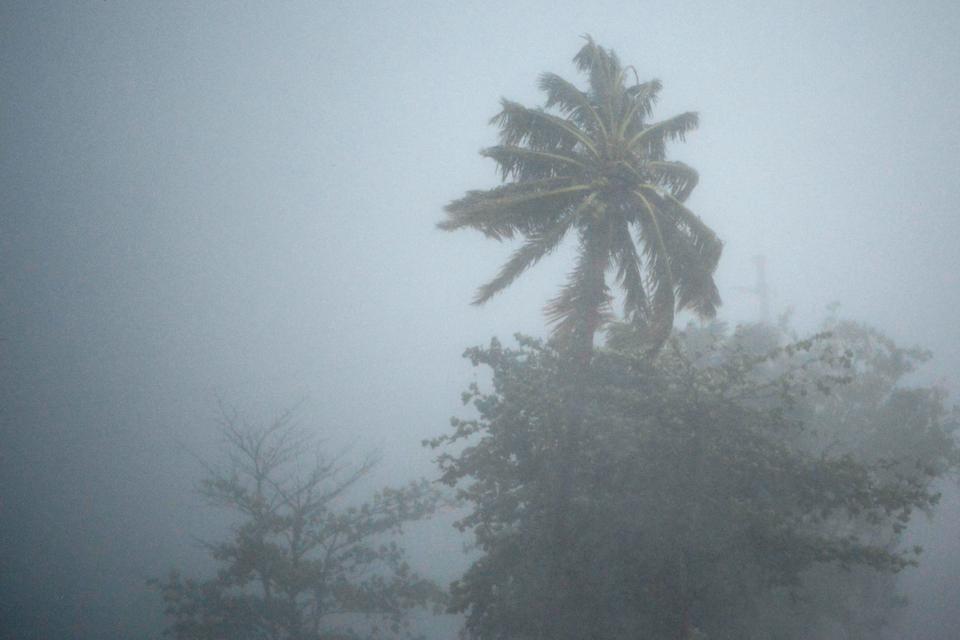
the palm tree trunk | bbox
[546,256,607,640]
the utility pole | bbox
[736,255,770,324]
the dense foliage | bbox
[429,320,957,640]
[154,408,443,640]
[722,316,959,638]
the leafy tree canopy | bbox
[428,318,957,640]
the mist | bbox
[2,2,959,639]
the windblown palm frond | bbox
[440,37,723,357]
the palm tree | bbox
[440,37,722,360]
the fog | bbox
[2,2,958,638]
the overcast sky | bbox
[2,2,959,638]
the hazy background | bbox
[2,1,958,638]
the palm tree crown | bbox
[440,37,723,357]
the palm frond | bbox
[545,224,613,340]
[472,217,574,305]
[538,72,608,139]
[626,79,662,105]
[645,187,723,269]
[573,35,622,99]
[481,145,588,182]
[638,187,722,318]
[646,161,699,202]
[662,224,722,318]
[492,100,600,159]
[610,216,649,322]
[626,112,699,156]
[616,79,663,138]
[633,190,677,353]
[573,36,626,132]
[440,179,589,239]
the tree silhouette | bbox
[440,37,722,360]
[153,406,443,640]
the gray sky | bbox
[2,1,959,638]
